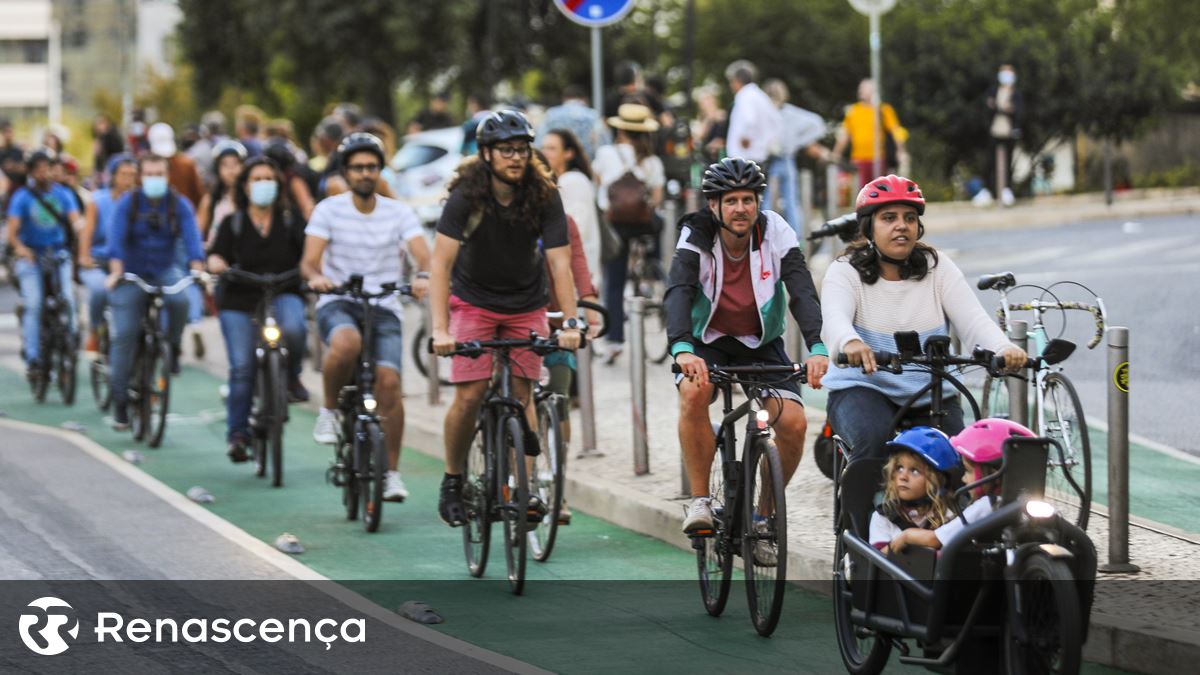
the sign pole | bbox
[869,10,883,179]
[591,26,603,116]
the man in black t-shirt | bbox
[429,110,582,528]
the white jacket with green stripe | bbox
[665,209,826,358]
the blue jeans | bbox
[80,264,109,332]
[108,268,190,406]
[601,223,661,346]
[15,250,77,363]
[218,294,307,440]
[766,155,803,236]
[826,387,965,462]
[175,238,203,323]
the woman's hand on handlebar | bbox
[307,274,335,293]
[998,345,1029,373]
[431,328,457,357]
[805,354,829,389]
[842,339,878,374]
[675,352,709,386]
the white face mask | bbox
[998,71,1016,86]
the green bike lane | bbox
[0,364,1132,674]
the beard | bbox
[351,179,376,198]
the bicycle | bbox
[977,271,1105,530]
[440,332,577,596]
[320,275,410,533]
[117,272,197,448]
[18,252,78,405]
[89,311,112,411]
[222,267,301,488]
[672,361,808,637]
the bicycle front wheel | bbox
[1003,553,1083,675]
[743,437,788,637]
[1041,373,1092,530]
[266,349,286,488]
[696,444,733,617]
[981,373,1011,420]
[57,327,77,406]
[499,416,529,595]
[90,356,111,412]
[462,416,492,577]
[145,340,172,448]
[360,420,387,533]
[531,396,565,563]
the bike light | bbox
[755,409,770,429]
[1025,500,1056,519]
[262,325,281,343]
[362,395,377,412]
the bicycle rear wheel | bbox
[743,437,788,637]
[463,416,492,577]
[499,416,529,595]
[266,349,286,488]
[531,396,565,563]
[981,373,1011,420]
[57,325,77,406]
[359,420,386,532]
[129,345,148,441]
[145,340,172,448]
[696,444,733,617]
[1041,373,1092,530]
[251,366,267,478]
[90,356,111,412]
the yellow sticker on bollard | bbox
[1114,361,1129,393]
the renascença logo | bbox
[18,597,80,656]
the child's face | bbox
[893,454,929,501]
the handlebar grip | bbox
[671,363,682,374]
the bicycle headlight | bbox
[1025,500,1056,519]
[755,409,770,429]
[262,324,281,343]
[362,395,377,412]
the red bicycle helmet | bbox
[855,174,926,217]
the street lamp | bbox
[848,0,897,180]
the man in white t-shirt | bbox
[301,132,431,502]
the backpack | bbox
[605,170,655,235]
[229,208,295,241]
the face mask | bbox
[250,180,278,206]
[142,176,168,199]
[998,71,1016,86]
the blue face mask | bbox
[249,180,278,207]
[142,176,168,199]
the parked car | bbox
[389,126,464,226]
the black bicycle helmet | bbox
[263,139,296,172]
[211,139,247,172]
[336,131,386,167]
[475,109,535,149]
[701,157,767,196]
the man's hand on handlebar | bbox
[998,345,1029,373]
[674,352,709,386]
[557,328,582,351]
[410,275,429,301]
[431,328,456,357]
[805,354,829,389]
[307,274,335,293]
[841,339,878,374]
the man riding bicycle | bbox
[667,157,828,537]
[430,109,582,527]
[105,153,205,429]
[6,149,82,381]
[303,132,431,503]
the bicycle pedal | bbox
[687,528,716,538]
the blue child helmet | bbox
[885,426,962,474]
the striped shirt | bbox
[306,192,423,317]
[820,253,1013,406]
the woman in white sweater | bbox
[541,128,601,277]
[820,175,1027,461]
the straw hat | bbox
[607,103,660,133]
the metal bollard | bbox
[629,296,650,475]
[1008,320,1028,427]
[799,168,814,238]
[661,199,678,266]
[824,163,840,218]
[1100,326,1139,573]
[425,307,440,406]
[576,342,603,458]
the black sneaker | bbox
[112,403,131,431]
[170,345,182,375]
[523,429,541,457]
[227,434,251,463]
[287,378,310,403]
[438,474,467,527]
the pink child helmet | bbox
[951,418,1036,465]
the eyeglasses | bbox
[346,163,381,174]
[493,144,531,159]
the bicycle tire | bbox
[58,325,77,406]
[463,415,492,577]
[360,420,386,532]
[251,358,268,478]
[90,356,111,412]
[342,438,360,521]
[145,340,172,448]
[30,338,50,403]
[1003,553,1083,675]
[814,421,837,480]
[1041,373,1092,530]
[410,323,453,386]
[646,300,671,364]
[696,442,733,617]
[531,396,565,563]
[832,530,892,674]
[499,416,529,595]
[129,343,148,441]
[267,349,286,488]
[743,437,788,637]
[980,373,1012,420]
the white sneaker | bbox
[1001,187,1015,207]
[312,408,339,445]
[752,520,778,567]
[682,497,714,534]
[383,470,409,502]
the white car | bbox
[389,126,464,226]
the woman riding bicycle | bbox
[206,156,308,462]
[821,174,1027,462]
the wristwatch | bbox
[563,317,582,330]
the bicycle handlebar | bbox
[671,361,809,384]
[806,212,859,242]
[833,348,1036,378]
[980,272,1107,349]
[221,267,300,289]
[317,280,412,301]
[120,271,200,295]
[430,333,582,358]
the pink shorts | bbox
[449,295,549,383]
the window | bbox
[0,40,50,64]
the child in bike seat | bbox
[869,427,962,554]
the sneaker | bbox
[682,497,714,535]
[112,403,131,431]
[84,332,99,353]
[227,434,251,463]
[1000,187,1016,207]
[751,519,778,567]
[602,343,623,366]
[439,474,467,527]
[383,470,409,502]
[192,331,206,359]
[170,344,182,375]
[557,500,573,526]
[526,495,548,523]
[312,408,339,445]
[287,378,310,403]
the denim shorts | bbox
[316,300,404,374]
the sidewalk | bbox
[920,186,1200,233]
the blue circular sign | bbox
[554,0,637,28]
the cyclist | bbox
[207,156,308,463]
[430,110,582,527]
[105,154,206,430]
[302,132,430,503]
[197,140,247,244]
[79,153,138,352]
[667,157,828,540]
[6,149,82,380]
[821,174,1027,462]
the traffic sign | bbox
[848,0,897,15]
[554,0,637,28]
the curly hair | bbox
[445,153,558,230]
[880,450,952,529]
[840,216,939,284]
